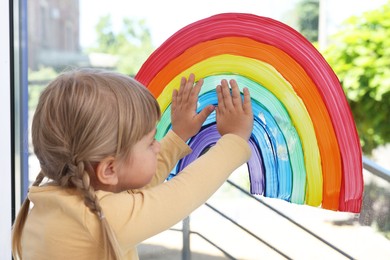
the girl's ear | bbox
[95,156,118,186]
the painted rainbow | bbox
[135,13,363,213]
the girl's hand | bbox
[171,74,215,142]
[216,79,253,140]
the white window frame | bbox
[1,0,27,258]
[0,0,13,258]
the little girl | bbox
[12,68,253,259]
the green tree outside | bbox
[296,0,319,42]
[88,15,154,76]
[28,67,58,110]
[323,2,390,154]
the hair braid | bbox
[32,171,45,186]
[67,160,121,259]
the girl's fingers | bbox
[178,76,186,94]
[176,77,187,105]
[175,74,204,113]
[242,87,252,114]
[172,89,178,108]
[216,85,225,110]
[192,78,203,97]
[178,73,196,103]
[221,79,233,110]
[197,105,215,124]
[182,85,191,102]
[189,78,203,108]
[230,79,243,109]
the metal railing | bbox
[175,156,390,260]
[363,156,390,182]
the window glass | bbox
[27,0,390,259]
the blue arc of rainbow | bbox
[135,13,363,213]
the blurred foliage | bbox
[88,15,154,76]
[28,67,58,110]
[28,67,58,81]
[323,2,390,154]
[296,0,319,42]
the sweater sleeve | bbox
[98,134,251,254]
[144,130,192,188]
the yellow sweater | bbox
[21,131,251,259]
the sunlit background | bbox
[26,0,390,259]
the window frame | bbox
[0,0,13,258]
[1,0,29,258]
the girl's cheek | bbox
[153,141,161,153]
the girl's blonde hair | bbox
[12,68,161,259]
